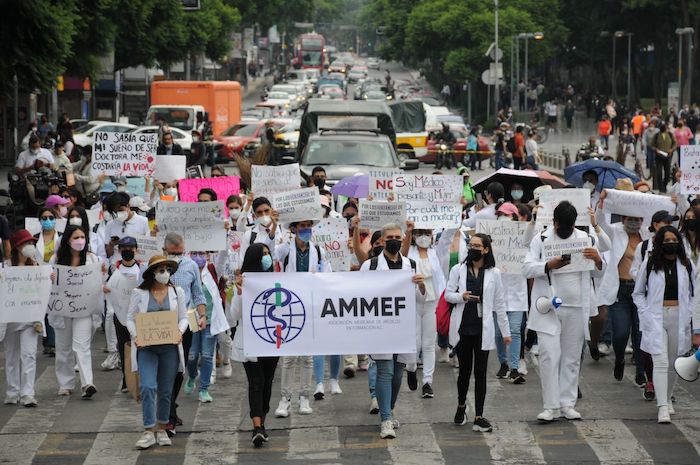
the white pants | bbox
[54,317,94,390]
[280,356,313,398]
[537,306,585,409]
[652,306,679,408]
[4,325,39,397]
[218,331,232,363]
[104,304,117,353]
[407,300,437,384]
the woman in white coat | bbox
[445,233,511,432]
[632,226,695,424]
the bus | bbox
[296,33,326,70]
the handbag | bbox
[435,290,453,336]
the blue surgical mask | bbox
[40,218,56,231]
[297,228,313,243]
[261,255,273,270]
[511,190,523,201]
[191,254,207,269]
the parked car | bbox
[72,120,137,148]
[213,120,288,161]
[130,126,192,155]
[367,57,380,70]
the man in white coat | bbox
[524,201,605,422]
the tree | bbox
[183,0,241,62]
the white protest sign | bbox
[25,217,67,236]
[91,131,157,176]
[368,168,402,200]
[156,201,226,251]
[251,163,300,196]
[241,271,416,356]
[154,155,187,183]
[48,262,104,318]
[536,189,591,227]
[602,189,676,219]
[133,234,161,262]
[680,145,700,194]
[359,201,407,231]
[105,271,139,324]
[476,220,530,274]
[0,265,52,323]
[541,237,594,274]
[393,174,462,228]
[272,187,323,224]
[312,218,351,272]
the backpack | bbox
[368,255,417,271]
[640,239,650,260]
[506,137,517,154]
[282,244,321,271]
[645,259,694,297]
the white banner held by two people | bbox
[0,266,53,323]
[48,262,104,318]
[156,201,227,251]
[601,189,676,219]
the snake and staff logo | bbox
[250,282,306,348]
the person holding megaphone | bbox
[632,225,696,424]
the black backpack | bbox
[506,137,517,154]
[368,255,416,271]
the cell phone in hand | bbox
[476,193,484,209]
[561,254,571,262]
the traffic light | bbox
[56,75,64,92]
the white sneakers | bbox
[598,343,611,356]
[275,397,291,418]
[437,347,450,363]
[561,406,582,420]
[101,352,120,371]
[658,405,671,424]
[380,420,396,439]
[314,382,325,400]
[668,402,675,415]
[518,359,528,375]
[369,397,379,414]
[20,395,37,407]
[329,379,342,395]
[299,396,313,414]
[3,395,18,405]
[221,363,233,378]
[537,409,560,422]
[135,431,156,450]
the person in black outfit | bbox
[157,132,184,156]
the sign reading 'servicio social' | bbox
[251,163,300,197]
[393,174,462,228]
[476,220,530,274]
[156,201,226,251]
[91,131,157,176]
[0,266,53,323]
[48,263,104,318]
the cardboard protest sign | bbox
[251,163,300,196]
[393,174,462,228]
[680,145,700,194]
[48,262,104,318]
[601,189,675,219]
[154,155,187,183]
[133,234,161,262]
[541,237,594,274]
[156,201,226,251]
[368,168,402,200]
[0,265,53,323]
[536,189,591,227]
[91,131,157,176]
[359,201,407,230]
[312,218,351,272]
[177,176,241,203]
[126,177,147,198]
[272,187,323,224]
[105,271,139,324]
[135,311,180,346]
[476,220,530,274]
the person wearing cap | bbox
[273,219,331,418]
[129,196,151,217]
[126,255,188,450]
[635,181,652,194]
[45,194,70,219]
[319,191,341,219]
[457,167,475,203]
[104,192,149,264]
[2,230,44,407]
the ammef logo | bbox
[250,282,306,348]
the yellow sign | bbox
[57,75,64,92]
[135,311,180,346]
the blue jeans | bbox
[313,355,341,384]
[608,281,643,376]
[187,325,217,392]
[646,147,655,170]
[375,358,405,422]
[526,156,539,170]
[495,149,505,169]
[495,312,523,370]
[368,359,377,398]
[138,344,179,429]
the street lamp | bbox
[614,31,633,104]
[676,27,695,108]
[600,31,618,98]
[517,32,544,97]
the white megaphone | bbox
[536,296,563,314]
[674,349,700,382]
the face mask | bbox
[21,244,36,259]
[164,188,178,197]
[58,206,68,217]
[385,239,401,255]
[556,226,575,239]
[31,148,40,155]
[70,238,86,252]
[40,218,56,231]
[297,228,313,243]
[415,236,431,249]
[155,270,170,284]
[685,219,697,231]
[258,215,272,227]
[662,242,679,255]
[624,219,642,233]
[261,255,273,270]
[167,254,183,264]
[313,177,325,188]
[372,245,384,257]
[116,211,129,222]
[191,254,207,268]
[193,136,200,143]
[467,248,483,262]
[69,217,82,227]
[511,190,523,201]
[583,181,595,193]
[229,208,242,219]
[120,249,135,261]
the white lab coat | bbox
[201,265,230,336]
[34,230,62,264]
[435,228,468,279]
[229,293,255,363]
[462,204,497,229]
[407,245,445,298]
[276,239,331,273]
[444,264,510,350]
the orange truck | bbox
[148,81,241,136]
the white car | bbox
[265,91,293,109]
[367,57,380,70]
[271,85,303,110]
[73,120,136,148]
[130,126,193,154]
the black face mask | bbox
[313,177,325,188]
[685,219,697,231]
[384,239,401,255]
[372,245,384,257]
[120,249,135,261]
[662,242,679,255]
[467,248,483,262]
[556,226,575,239]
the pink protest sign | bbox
[177,176,241,202]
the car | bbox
[318,83,343,97]
[436,114,466,126]
[367,57,380,70]
[213,120,287,161]
[355,80,383,100]
[241,107,274,122]
[328,61,346,74]
[130,126,192,154]
[270,84,304,110]
[265,91,293,109]
[347,69,366,83]
[72,120,137,148]
[320,87,345,100]
[422,128,493,166]
[421,96,444,106]
[69,119,89,131]
[274,118,302,162]
[299,131,418,186]
[364,90,388,101]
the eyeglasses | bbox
[468,244,484,250]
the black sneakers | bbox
[588,342,601,361]
[407,370,418,391]
[496,363,509,379]
[473,417,493,432]
[614,361,625,381]
[421,383,434,398]
[252,427,265,448]
[454,405,467,425]
[509,369,526,384]
[634,373,646,388]
[643,382,655,401]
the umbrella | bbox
[331,174,369,198]
[471,168,568,203]
[564,159,639,191]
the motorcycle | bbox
[434,142,454,170]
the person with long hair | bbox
[229,243,279,448]
[632,226,695,424]
[127,255,188,449]
[67,205,106,259]
[462,182,505,229]
[445,233,511,432]
[679,206,700,265]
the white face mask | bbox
[415,236,431,249]
[69,217,82,227]
[583,181,595,193]
[229,208,242,219]
[164,188,177,197]
[116,211,129,222]
[155,270,170,284]
[166,254,182,264]
[58,205,68,217]
[258,215,272,227]
[21,244,36,259]
[116,186,127,193]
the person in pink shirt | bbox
[674,119,693,146]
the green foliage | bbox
[64,0,119,81]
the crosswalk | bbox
[1,337,700,464]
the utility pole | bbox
[494,0,499,121]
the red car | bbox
[421,128,492,165]
[214,120,287,160]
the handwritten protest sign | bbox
[680,145,700,194]
[105,271,139,324]
[541,237,594,274]
[25,217,67,236]
[135,311,180,346]
[133,234,161,262]
[156,201,226,251]
[536,189,591,228]
[0,265,53,323]
[91,131,157,176]
[154,155,187,183]
[272,187,323,224]
[602,189,675,219]
[126,177,147,197]
[312,218,351,272]
[476,220,530,274]
[178,176,241,203]
[359,201,407,230]
[368,168,401,200]
[186,165,204,179]
[393,174,462,228]
[48,262,103,318]
[251,164,300,196]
